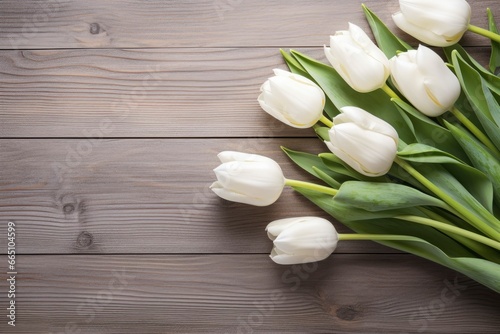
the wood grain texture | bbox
[0,47,493,138]
[1,1,499,333]
[0,254,498,333]
[0,0,497,49]
[0,138,398,255]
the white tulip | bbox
[258,69,325,128]
[210,151,285,206]
[392,0,471,47]
[325,106,398,177]
[390,45,461,117]
[266,217,338,265]
[324,22,390,93]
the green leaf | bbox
[398,143,494,214]
[396,160,500,239]
[362,4,412,58]
[452,50,500,150]
[312,166,341,188]
[294,188,500,293]
[446,121,500,209]
[290,50,414,144]
[314,126,329,141]
[281,147,346,186]
[392,98,469,162]
[334,181,449,212]
[398,143,467,164]
[487,8,500,74]
[445,45,500,96]
[292,187,426,224]
[280,48,308,75]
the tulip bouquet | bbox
[212,0,500,293]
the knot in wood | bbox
[63,203,75,214]
[336,305,360,321]
[77,231,94,248]
[89,23,101,35]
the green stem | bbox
[319,115,334,128]
[394,156,500,241]
[396,215,500,251]
[381,83,399,99]
[284,179,338,196]
[339,234,418,242]
[468,24,500,43]
[419,207,500,263]
[449,106,500,156]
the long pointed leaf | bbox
[334,181,449,212]
[294,189,500,293]
[362,5,412,58]
[487,8,500,74]
[445,45,500,96]
[446,121,500,209]
[392,98,469,162]
[398,144,495,215]
[452,51,500,151]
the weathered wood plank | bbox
[0,254,498,333]
[0,138,400,254]
[0,47,492,138]
[0,0,496,49]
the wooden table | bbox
[1,1,499,333]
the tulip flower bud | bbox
[258,69,325,128]
[266,217,338,265]
[324,23,390,93]
[392,0,471,47]
[389,45,461,117]
[325,106,398,177]
[210,151,285,206]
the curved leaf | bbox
[487,8,500,74]
[446,121,500,209]
[451,51,500,151]
[362,5,412,58]
[392,98,469,163]
[445,44,500,96]
[294,188,500,293]
[334,181,449,212]
[281,147,345,186]
[398,143,494,214]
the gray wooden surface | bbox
[0,1,499,333]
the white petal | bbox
[266,216,327,240]
[273,218,338,254]
[272,68,293,78]
[416,45,460,115]
[211,153,285,206]
[258,90,295,128]
[217,151,275,164]
[399,0,470,37]
[263,74,325,128]
[326,25,389,92]
[328,124,397,176]
[335,106,398,142]
[325,140,368,176]
[266,217,307,240]
[390,52,442,114]
[270,250,326,265]
[348,22,375,49]
[392,12,453,47]
[348,22,390,72]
